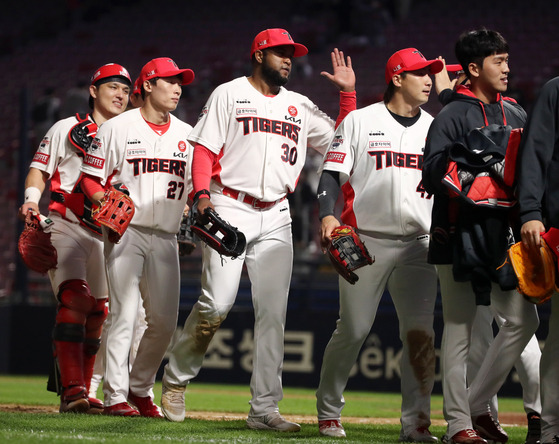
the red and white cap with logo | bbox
[250,28,308,58]
[91,63,132,86]
[385,48,444,84]
[139,57,195,86]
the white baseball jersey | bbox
[187,76,335,201]
[30,115,91,226]
[321,102,433,236]
[81,108,193,234]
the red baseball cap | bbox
[250,28,308,58]
[91,63,131,87]
[140,57,195,86]
[132,77,141,96]
[385,48,444,84]
[446,64,464,73]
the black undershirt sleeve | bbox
[317,170,341,220]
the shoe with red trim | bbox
[128,392,164,418]
[86,397,104,414]
[103,402,140,417]
[319,419,346,438]
[450,429,488,444]
[472,413,508,443]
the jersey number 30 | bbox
[281,143,298,165]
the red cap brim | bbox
[446,64,463,73]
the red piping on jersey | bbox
[340,180,357,227]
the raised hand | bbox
[321,48,355,93]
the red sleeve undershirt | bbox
[192,143,216,198]
[81,174,105,200]
[336,90,356,129]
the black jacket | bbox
[423,86,526,303]
[518,76,559,228]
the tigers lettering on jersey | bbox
[127,158,187,179]
[368,150,423,170]
[236,116,300,143]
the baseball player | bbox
[159,28,356,430]
[422,29,539,444]
[517,75,559,444]
[315,48,442,441]
[80,57,195,417]
[17,63,132,414]
[88,76,147,400]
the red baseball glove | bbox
[18,212,57,274]
[327,225,374,284]
[92,187,135,243]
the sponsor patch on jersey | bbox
[178,141,187,152]
[288,105,298,117]
[369,140,391,148]
[39,137,50,149]
[88,138,102,152]
[325,151,346,163]
[32,152,49,164]
[84,154,105,169]
[197,106,209,121]
[127,138,141,145]
[127,148,146,157]
[236,108,257,116]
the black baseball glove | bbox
[191,207,246,258]
[327,225,374,284]
[177,210,197,256]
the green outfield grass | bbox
[0,375,529,443]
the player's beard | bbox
[261,62,290,87]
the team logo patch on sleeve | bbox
[84,154,105,169]
[32,152,49,164]
[326,151,346,163]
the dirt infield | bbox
[0,404,527,427]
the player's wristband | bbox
[194,189,211,201]
[24,187,42,204]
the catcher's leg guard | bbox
[52,279,96,411]
[83,298,108,393]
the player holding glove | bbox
[517,74,559,444]
[316,48,442,441]
[18,63,132,414]
[80,57,195,417]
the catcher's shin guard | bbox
[52,280,96,401]
[83,298,108,393]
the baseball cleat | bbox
[86,397,104,415]
[59,397,90,414]
[319,419,346,438]
[59,386,90,414]
[246,411,301,432]
[160,381,186,422]
[525,412,541,444]
[450,429,488,444]
[400,426,439,442]
[103,402,140,417]
[128,392,163,418]
[472,413,508,443]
